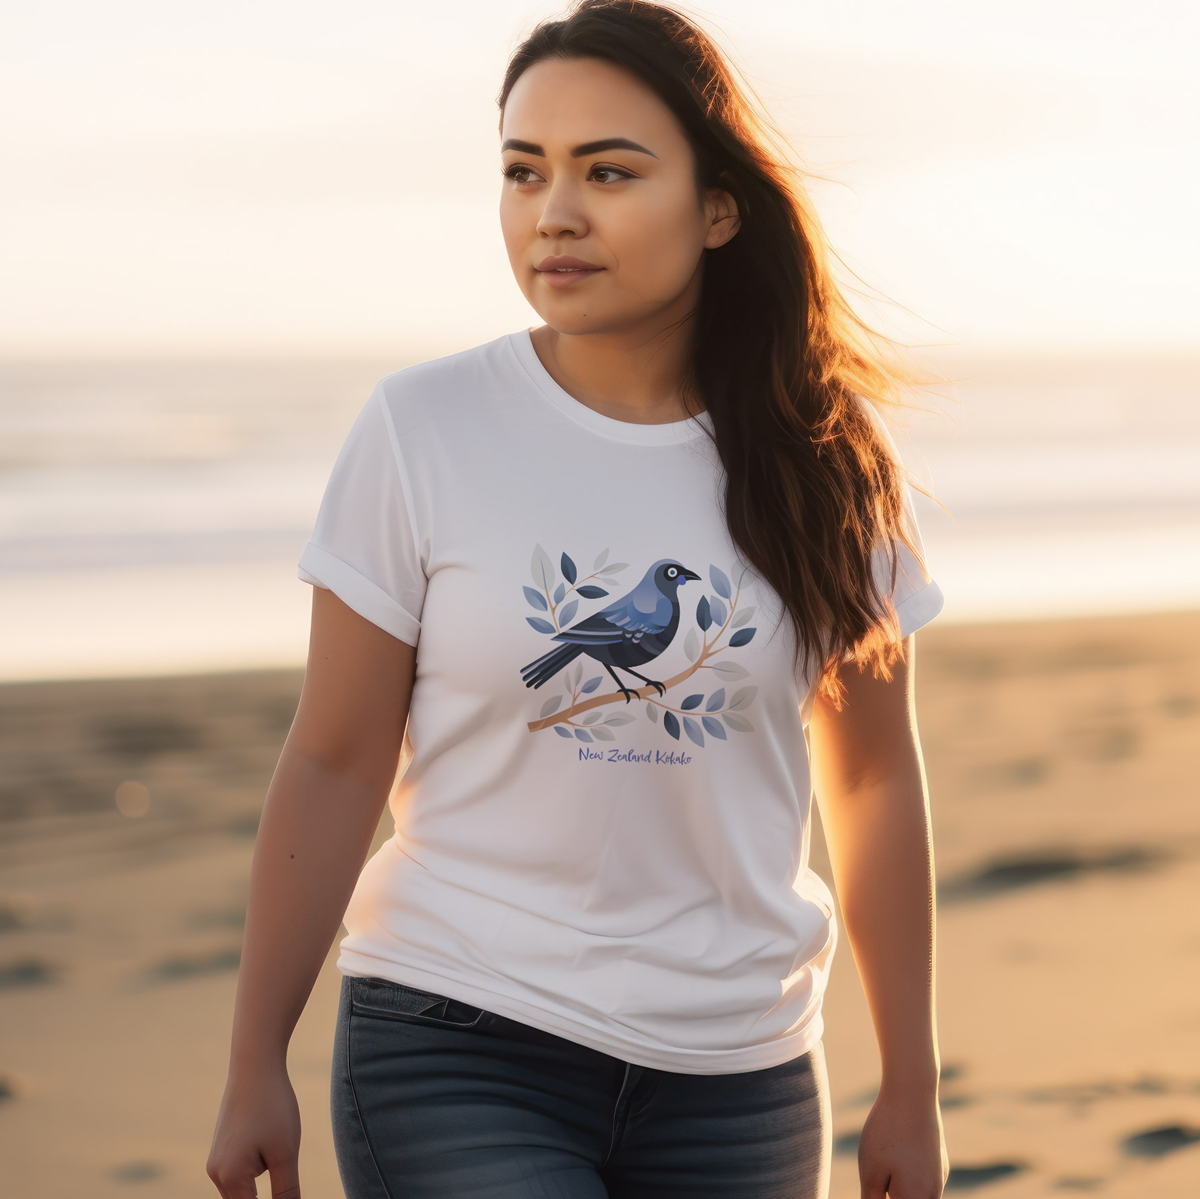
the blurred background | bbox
[2,2,1198,1196]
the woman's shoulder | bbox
[375,330,517,436]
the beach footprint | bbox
[1119,1122,1200,1159]
[132,945,241,987]
[938,843,1170,903]
[943,1160,1029,1190]
[110,1159,165,1183]
[0,956,59,988]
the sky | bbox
[1,0,1196,358]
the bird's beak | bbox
[681,569,701,581]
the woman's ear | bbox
[704,178,741,249]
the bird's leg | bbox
[604,664,642,704]
[622,668,666,698]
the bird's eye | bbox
[668,567,677,577]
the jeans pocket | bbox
[348,975,490,1029]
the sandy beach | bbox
[1,607,1198,1197]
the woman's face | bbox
[499,56,738,335]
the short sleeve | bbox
[858,399,945,643]
[870,481,945,639]
[297,382,426,646]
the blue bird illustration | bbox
[520,558,701,702]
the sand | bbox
[1,608,1198,1197]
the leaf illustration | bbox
[710,565,732,600]
[576,585,609,599]
[711,660,750,680]
[723,712,755,733]
[523,586,548,611]
[663,710,680,740]
[582,710,605,725]
[539,695,562,718]
[684,628,700,661]
[574,728,594,742]
[580,676,602,694]
[591,727,616,741]
[561,552,577,584]
[731,606,755,628]
[701,715,728,740]
[682,716,705,748]
[553,725,573,738]
[594,547,610,570]
[559,599,578,626]
[646,704,659,724]
[680,694,704,711]
[531,544,554,590]
[604,713,637,726]
[526,617,556,634]
[709,595,728,626]
[705,688,725,712]
[553,581,566,604]
[696,594,712,632]
[728,686,758,711]
[601,562,628,574]
[729,627,756,647]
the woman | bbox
[207,2,952,1197]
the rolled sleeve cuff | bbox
[893,579,945,639]
[297,541,422,647]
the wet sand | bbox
[1,608,1198,1196]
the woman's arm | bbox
[808,634,950,1196]
[808,633,939,1090]
[227,585,416,1071]
[208,586,417,1197]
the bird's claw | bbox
[649,680,666,697]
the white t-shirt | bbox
[297,326,944,1074]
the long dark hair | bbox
[497,0,954,708]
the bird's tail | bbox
[520,641,585,689]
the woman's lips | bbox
[537,267,605,288]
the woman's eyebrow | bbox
[500,137,659,159]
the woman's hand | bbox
[206,1064,303,1199]
[856,1082,950,1198]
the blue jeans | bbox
[331,974,831,1198]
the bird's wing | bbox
[552,595,671,646]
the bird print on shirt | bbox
[520,558,700,701]
[519,544,763,750]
